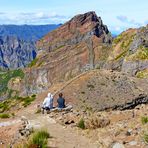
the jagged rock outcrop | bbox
[105,25,148,77]
[37,11,111,52]
[23,11,112,94]
[0,35,36,69]
[112,94,148,110]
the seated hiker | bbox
[42,93,54,114]
[57,93,65,109]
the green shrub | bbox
[11,112,15,117]
[0,100,10,113]
[22,96,36,107]
[141,116,148,125]
[0,113,10,118]
[27,130,50,148]
[136,69,148,78]
[143,133,148,144]
[113,34,122,44]
[31,94,36,98]
[77,118,85,129]
[127,47,148,61]
[28,58,38,67]
[114,50,128,61]
[0,69,24,97]
[17,95,36,107]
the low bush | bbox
[28,58,38,67]
[141,116,148,125]
[27,130,50,148]
[143,133,148,144]
[77,118,85,129]
[136,69,148,78]
[17,95,36,107]
[0,100,10,113]
[0,113,10,118]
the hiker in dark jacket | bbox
[57,93,65,108]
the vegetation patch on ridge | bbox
[126,46,148,61]
[143,133,148,144]
[28,58,38,67]
[0,94,36,113]
[0,113,10,118]
[141,116,148,125]
[0,69,24,97]
[112,30,136,61]
[136,69,148,78]
[17,94,36,107]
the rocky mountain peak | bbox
[37,11,111,52]
[25,12,113,94]
[65,11,109,36]
[69,11,101,26]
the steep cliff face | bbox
[23,11,112,94]
[0,36,36,69]
[105,25,148,77]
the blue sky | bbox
[0,0,148,34]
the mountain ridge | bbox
[22,11,112,95]
[0,24,61,42]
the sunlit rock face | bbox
[23,11,112,94]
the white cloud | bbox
[116,15,142,27]
[0,11,69,24]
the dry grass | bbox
[85,114,110,129]
[77,113,110,130]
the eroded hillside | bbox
[106,25,148,77]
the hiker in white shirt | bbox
[42,93,54,113]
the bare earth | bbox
[0,80,148,148]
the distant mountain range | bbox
[0,24,61,42]
[0,35,36,69]
[0,24,61,70]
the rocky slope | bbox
[0,77,147,147]
[105,25,148,77]
[53,69,148,111]
[23,11,112,94]
[0,35,36,69]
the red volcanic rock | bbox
[23,11,112,94]
[37,11,111,52]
